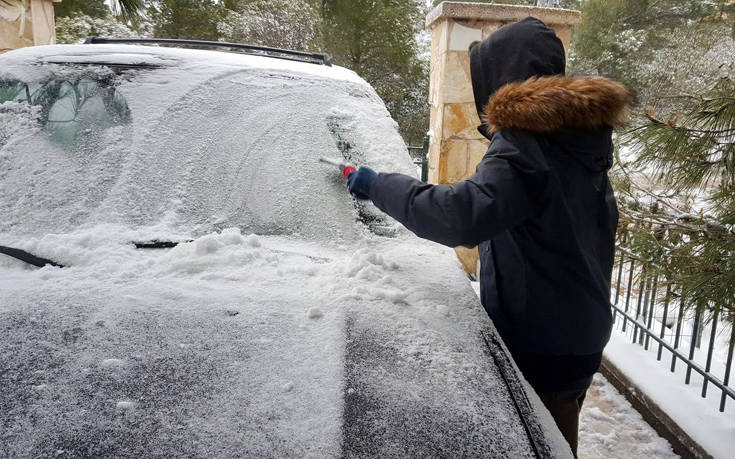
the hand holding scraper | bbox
[318,157,356,178]
[318,157,376,200]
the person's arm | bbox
[350,131,551,247]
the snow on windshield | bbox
[0,57,415,244]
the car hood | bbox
[0,227,570,457]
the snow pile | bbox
[0,222,569,456]
[604,331,735,459]
[1,228,348,457]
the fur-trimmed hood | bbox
[468,17,633,137]
[483,75,634,134]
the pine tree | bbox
[147,0,227,41]
[219,0,323,51]
[570,0,734,320]
[571,0,734,110]
[54,0,109,19]
[108,0,146,22]
[54,0,145,21]
[616,76,735,319]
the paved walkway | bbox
[579,373,679,458]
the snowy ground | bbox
[579,374,678,459]
[605,329,735,458]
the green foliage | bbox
[54,0,145,22]
[108,0,146,22]
[54,0,108,19]
[634,82,735,194]
[219,0,322,51]
[319,0,420,82]
[318,0,428,144]
[56,14,141,44]
[617,77,735,317]
[147,0,228,41]
[570,0,734,108]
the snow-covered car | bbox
[0,41,571,458]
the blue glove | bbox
[346,166,377,200]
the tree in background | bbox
[617,76,734,318]
[219,0,322,51]
[54,0,108,19]
[571,0,734,319]
[55,0,145,21]
[108,0,146,22]
[318,0,428,144]
[570,0,734,109]
[147,0,227,41]
[54,0,144,43]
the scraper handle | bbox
[342,165,356,178]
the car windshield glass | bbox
[0,78,131,150]
[0,63,415,241]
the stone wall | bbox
[426,2,581,274]
[0,0,61,54]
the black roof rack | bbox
[83,37,332,67]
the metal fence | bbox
[408,136,429,182]
[611,246,735,412]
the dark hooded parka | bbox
[366,17,633,391]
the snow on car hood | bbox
[0,227,552,457]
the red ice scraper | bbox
[319,157,356,178]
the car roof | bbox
[0,43,366,85]
[82,37,333,66]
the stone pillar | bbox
[1,0,61,54]
[426,2,581,275]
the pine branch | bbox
[644,110,735,135]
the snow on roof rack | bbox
[83,37,333,67]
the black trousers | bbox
[536,388,588,458]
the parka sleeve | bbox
[368,131,551,248]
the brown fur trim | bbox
[483,76,633,134]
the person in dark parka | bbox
[346,17,633,456]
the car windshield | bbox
[0,78,131,150]
[0,61,414,242]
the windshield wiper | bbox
[133,240,192,249]
[0,245,64,268]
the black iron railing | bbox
[611,246,735,412]
[408,136,429,182]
